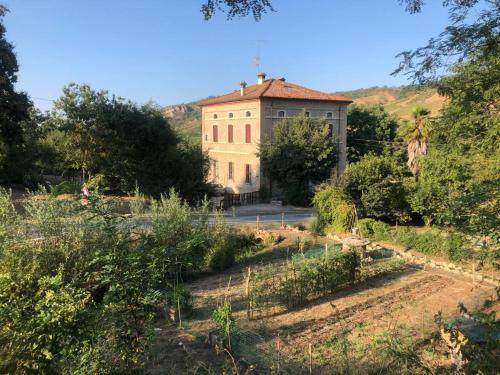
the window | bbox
[205,134,208,142]
[213,114,218,119]
[304,111,310,118]
[212,125,218,142]
[228,162,234,180]
[228,112,234,118]
[245,111,251,117]
[228,125,234,143]
[245,164,251,184]
[212,160,219,179]
[245,124,251,143]
[328,124,334,137]
[278,110,285,118]
[326,112,333,119]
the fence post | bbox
[325,243,328,260]
[257,215,260,230]
[177,297,182,329]
[246,267,252,320]
[281,212,285,229]
[309,343,313,374]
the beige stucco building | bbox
[198,73,352,196]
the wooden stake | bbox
[245,267,252,320]
[177,297,182,329]
[309,343,313,374]
[325,243,328,260]
[281,212,285,228]
[257,215,260,230]
[277,335,281,372]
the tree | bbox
[398,106,431,179]
[43,84,210,197]
[0,6,33,184]
[342,154,411,222]
[346,105,400,164]
[201,0,273,20]
[393,0,500,83]
[259,116,336,205]
[408,53,499,233]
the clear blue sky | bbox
[4,0,450,111]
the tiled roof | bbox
[198,78,352,106]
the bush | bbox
[313,184,356,233]
[49,181,81,196]
[212,301,236,338]
[358,218,391,241]
[203,235,236,272]
[166,285,193,311]
[443,233,468,262]
[358,218,377,238]
[308,217,324,236]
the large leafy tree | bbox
[43,84,210,197]
[342,154,411,222]
[409,52,499,233]
[259,116,336,205]
[346,105,400,164]
[0,6,33,183]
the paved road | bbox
[223,212,314,225]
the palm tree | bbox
[399,106,431,179]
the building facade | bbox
[199,73,352,195]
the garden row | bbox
[246,248,405,316]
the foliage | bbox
[312,184,356,233]
[0,6,34,184]
[342,154,411,221]
[250,251,360,311]
[346,105,400,163]
[212,301,236,338]
[0,189,249,372]
[308,217,324,236]
[357,218,390,241]
[166,285,193,311]
[394,227,470,262]
[398,106,431,179]
[408,52,499,234]
[41,84,211,199]
[393,0,500,83]
[201,0,273,20]
[259,116,336,205]
[49,181,81,196]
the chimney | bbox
[240,81,247,96]
[257,72,266,85]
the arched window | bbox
[213,114,218,119]
[245,111,251,117]
[326,112,333,119]
[278,110,285,118]
[228,112,234,118]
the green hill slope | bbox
[164,86,445,141]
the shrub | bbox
[166,285,193,311]
[313,184,355,233]
[358,218,377,238]
[212,301,236,338]
[443,233,468,262]
[308,217,324,236]
[358,218,391,241]
[203,234,237,272]
[49,181,81,196]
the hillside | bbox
[337,85,445,120]
[164,85,446,141]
